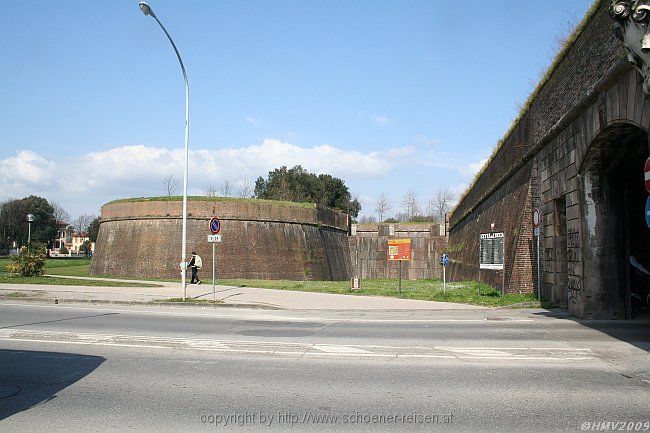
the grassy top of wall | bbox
[451,0,605,216]
[103,196,317,210]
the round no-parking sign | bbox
[209,216,221,234]
[645,157,650,193]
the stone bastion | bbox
[90,197,353,281]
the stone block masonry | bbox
[349,223,448,280]
[449,1,650,318]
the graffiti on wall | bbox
[568,228,580,248]
[568,275,582,306]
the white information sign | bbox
[207,234,222,243]
[480,232,504,270]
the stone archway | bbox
[578,123,650,318]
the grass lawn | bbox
[0,257,551,307]
[216,278,549,308]
[0,257,157,288]
[44,257,92,277]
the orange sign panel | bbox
[388,239,411,261]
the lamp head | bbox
[27,214,34,222]
[139,2,154,17]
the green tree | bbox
[79,240,93,256]
[254,165,361,217]
[0,196,57,248]
[7,245,47,276]
[87,217,100,243]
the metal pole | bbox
[27,222,31,248]
[443,263,446,293]
[536,232,541,301]
[478,242,481,296]
[502,234,506,296]
[398,261,402,293]
[139,3,190,301]
[212,242,216,302]
[355,247,359,279]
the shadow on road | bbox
[0,349,105,421]
[533,309,650,352]
[1,312,118,330]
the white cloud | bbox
[358,111,392,126]
[245,116,259,126]
[418,149,490,181]
[0,151,57,201]
[463,158,489,179]
[64,140,396,198]
[0,139,409,215]
[372,115,391,125]
[414,135,440,146]
[0,140,485,220]
[0,150,56,187]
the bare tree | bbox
[431,187,454,223]
[237,177,253,198]
[220,179,233,197]
[163,175,178,196]
[73,214,96,234]
[400,190,419,222]
[358,215,377,224]
[51,202,71,224]
[205,183,218,197]
[375,193,391,222]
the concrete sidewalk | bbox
[0,275,486,310]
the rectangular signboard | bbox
[388,238,411,261]
[207,234,222,243]
[480,232,504,270]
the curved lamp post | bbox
[139,2,190,300]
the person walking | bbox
[188,251,202,284]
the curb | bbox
[0,296,497,312]
[496,302,543,309]
[0,296,284,310]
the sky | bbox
[0,0,595,220]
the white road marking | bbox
[313,345,373,354]
[444,349,514,357]
[0,329,596,362]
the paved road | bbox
[0,302,648,432]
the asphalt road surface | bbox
[0,302,648,432]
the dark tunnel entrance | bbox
[582,125,650,318]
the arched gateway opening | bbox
[579,124,650,318]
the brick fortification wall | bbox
[91,198,352,281]
[349,223,448,280]
[449,0,626,295]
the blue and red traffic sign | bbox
[645,157,650,193]
[209,216,221,234]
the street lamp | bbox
[26,214,34,248]
[139,2,191,300]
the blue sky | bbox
[0,0,594,220]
